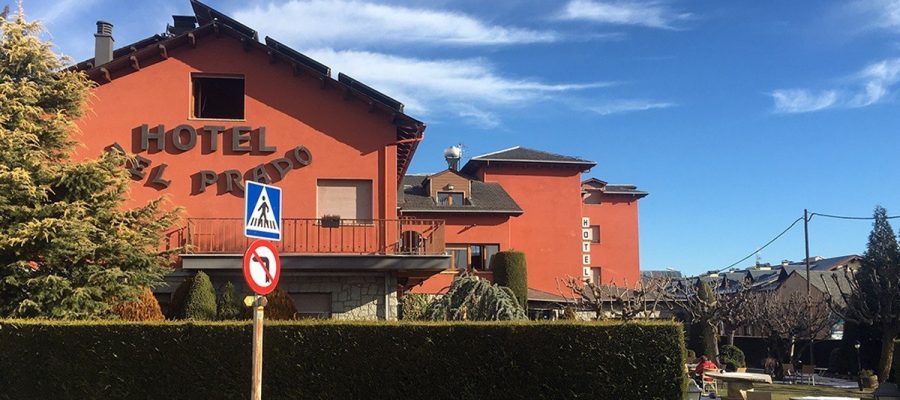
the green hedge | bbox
[0,320,684,399]
[492,250,528,309]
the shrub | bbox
[0,320,685,399]
[492,250,528,309]
[166,277,192,319]
[423,274,526,321]
[216,282,243,320]
[686,349,697,363]
[399,293,431,320]
[112,287,164,321]
[183,272,216,320]
[264,289,297,320]
[720,344,746,371]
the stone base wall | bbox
[280,273,397,320]
[158,271,398,321]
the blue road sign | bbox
[244,181,282,241]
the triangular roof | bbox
[72,0,423,181]
[460,146,596,175]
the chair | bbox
[747,391,773,400]
[701,368,720,395]
[781,363,798,383]
[800,364,816,386]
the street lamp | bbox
[855,342,863,391]
[874,382,900,400]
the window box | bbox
[321,215,341,228]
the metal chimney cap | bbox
[96,20,113,35]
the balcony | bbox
[165,218,446,256]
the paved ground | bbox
[699,376,873,400]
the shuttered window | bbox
[317,180,373,220]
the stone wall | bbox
[280,273,397,320]
[158,271,399,320]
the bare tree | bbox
[561,276,670,322]
[670,278,755,360]
[753,291,835,366]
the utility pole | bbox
[803,209,814,365]
[804,209,811,296]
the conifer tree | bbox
[183,272,216,320]
[0,7,179,318]
[827,206,900,382]
[216,281,242,320]
[423,274,527,321]
[112,287,164,321]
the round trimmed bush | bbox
[720,344,746,371]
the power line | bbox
[715,216,804,273]
[705,210,899,275]
[810,212,900,221]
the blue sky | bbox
[24,0,900,275]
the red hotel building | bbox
[72,0,647,319]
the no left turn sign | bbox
[243,240,281,295]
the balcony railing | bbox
[165,218,446,255]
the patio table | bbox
[704,371,773,400]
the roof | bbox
[72,0,423,181]
[582,178,649,198]
[641,270,683,279]
[460,146,596,175]
[527,288,575,303]
[604,184,649,196]
[399,175,523,214]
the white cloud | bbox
[771,58,900,113]
[35,0,90,25]
[304,49,608,124]
[232,0,557,47]
[454,104,501,129]
[587,99,675,115]
[771,90,839,113]
[557,0,692,29]
[850,0,900,32]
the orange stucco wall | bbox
[74,36,399,222]
[480,164,585,294]
[404,213,512,293]
[582,196,641,287]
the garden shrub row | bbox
[0,320,684,399]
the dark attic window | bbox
[192,75,245,119]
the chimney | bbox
[94,21,114,66]
[443,145,462,171]
[168,15,197,35]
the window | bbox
[192,75,245,119]
[447,244,499,271]
[590,225,601,244]
[290,292,332,319]
[317,180,373,221]
[437,191,464,206]
[448,247,468,270]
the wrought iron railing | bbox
[165,218,445,255]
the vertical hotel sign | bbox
[581,217,592,281]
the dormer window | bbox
[437,191,464,206]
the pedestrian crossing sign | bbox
[244,181,282,241]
